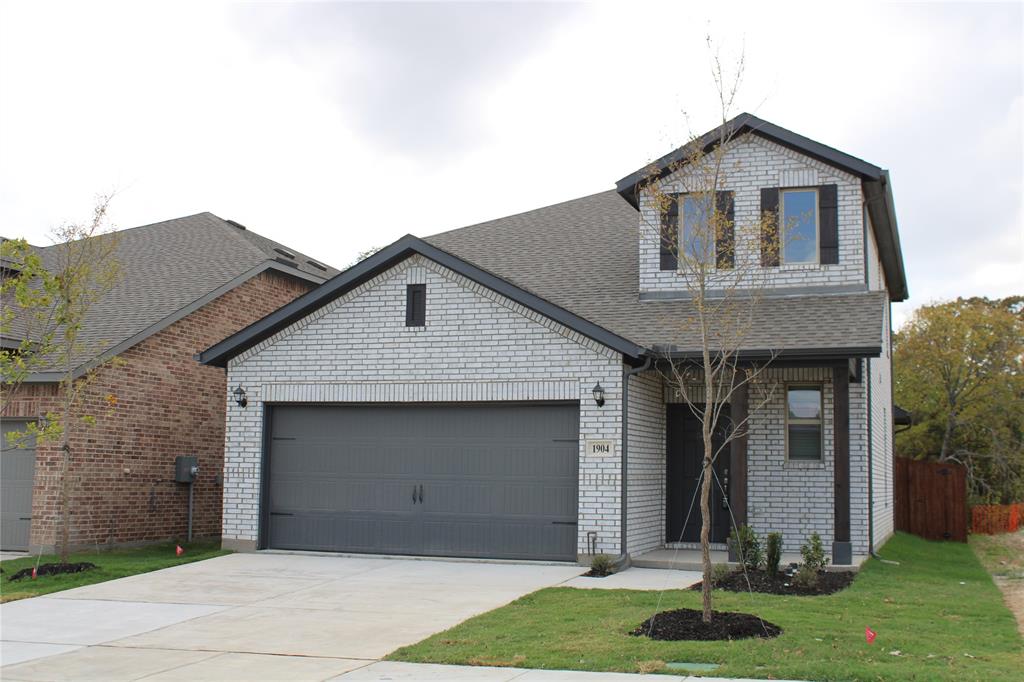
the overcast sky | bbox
[1,1,1021,327]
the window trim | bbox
[780,187,820,266]
[785,383,823,462]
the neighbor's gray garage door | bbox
[266,403,579,561]
[1,419,36,551]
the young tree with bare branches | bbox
[631,43,793,623]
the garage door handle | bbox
[418,484,424,504]
[270,512,294,517]
[412,486,418,504]
[551,521,578,526]
[19,516,32,521]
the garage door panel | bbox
[1,420,36,551]
[266,403,579,561]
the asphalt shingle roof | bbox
[426,190,886,354]
[24,212,338,375]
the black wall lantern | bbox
[592,381,605,407]
[232,385,248,408]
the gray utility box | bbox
[174,456,199,483]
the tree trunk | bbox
[700,431,713,623]
[939,409,956,461]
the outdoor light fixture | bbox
[232,385,248,408]
[592,381,605,407]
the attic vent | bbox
[306,259,327,271]
[225,219,247,230]
[273,247,295,259]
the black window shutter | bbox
[715,191,735,269]
[818,184,839,264]
[659,194,679,271]
[406,284,425,326]
[760,187,780,267]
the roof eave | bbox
[615,113,884,209]
[864,172,909,302]
[651,345,883,363]
[198,235,647,368]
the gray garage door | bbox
[266,403,579,561]
[1,420,36,551]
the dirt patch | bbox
[690,567,855,596]
[630,608,782,641]
[7,562,97,582]
[582,569,611,578]
[974,530,1024,637]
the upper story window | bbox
[787,385,823,461]
[780,189,819,264]
[660,191,735,271]
[681,195,714,264]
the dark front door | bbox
[265,403,580,561]
[665,404,731,544]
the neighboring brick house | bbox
[0,214,337,552]
[200,114,907,567]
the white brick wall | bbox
[222,255,624,556]
[870,311,895,549]
[626,370,665,554]
[639,135,865,294]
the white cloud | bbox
[1,0,1020,319]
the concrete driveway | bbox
[0,553,588,680]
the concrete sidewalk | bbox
[0,552,708,681]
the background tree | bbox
[894,296,1023,503]
[1,196,122,562]
[633,42,784,624]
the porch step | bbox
[631,548,868,571]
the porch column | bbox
[729,377,748,527]
[832,365,852,564]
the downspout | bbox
[867,356,874,556]
[617,355,652,570]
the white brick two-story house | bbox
[200,114,907,567]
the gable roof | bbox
[18,212,338,381]
[198,233,647,368]
[614,113,908,301]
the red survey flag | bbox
[176,545,184,556]
[31,566,37,579]
[865,626,877,644]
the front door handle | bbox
[418,484,424,504]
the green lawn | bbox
[0,540,229,602]
[389,533,1023,680]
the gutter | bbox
[616,355,652,570]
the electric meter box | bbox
[174,455,198,483]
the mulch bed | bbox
[691,566,856,596]
[7,562,97,582]
[582,569,611,577]
[631,607,782,641]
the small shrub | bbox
[792,563,819,588]
[766,532,783,576]
[728,524,763,571]
[590,553,613,576]
[711,562,733,586]
[800,532,828,572]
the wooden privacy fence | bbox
[971,503,1024,534]
[894,457,968,542]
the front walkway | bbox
[0,552,709,681]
